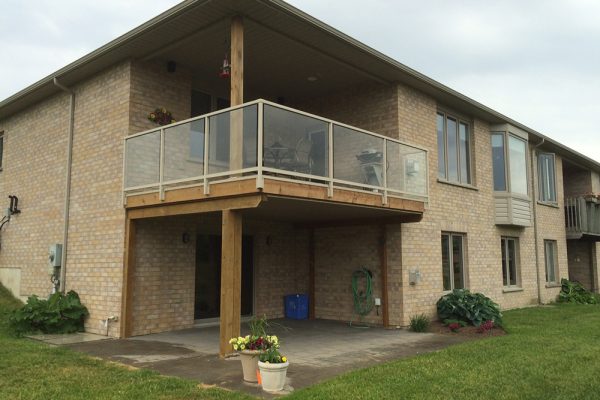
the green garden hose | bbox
[350,268,375,326]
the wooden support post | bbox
[380,225,390,328]
[230,15,244,172]
[219,209,243,357]
[308,228,315,320]
[120,216,136,338]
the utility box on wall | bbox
[49,244,62,268]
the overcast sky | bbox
[1,0,599,161]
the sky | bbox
[1,0,599,162]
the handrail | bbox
[565,196,600,236]
[123,99,430,204]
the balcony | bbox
[123,100,428,222]
[565,196,600,240]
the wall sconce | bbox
[182,232,191,244]
[8,195,20,215]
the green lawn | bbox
[1,284,600,400]
[0,285,250,400]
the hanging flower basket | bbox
[148,108,175,126]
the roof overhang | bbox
[1,0,599,171]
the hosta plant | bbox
[437,289,503,327]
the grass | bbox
[0,285,251,400]
[1,284,600,399]
[288,304,600,400]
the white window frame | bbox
[537,152,557,203]
[544,240,559,284]
[491,131,529,197]
[437,111,472,185]
[441,232,467,291]
[501,236,521,288]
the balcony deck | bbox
[566,196,600,240]
[123,99,428,222]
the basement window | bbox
[544,240,559,284]
[501,237,520,288]
[441,232,466,291]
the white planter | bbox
[239,350,261,383]
[258,360,289,392]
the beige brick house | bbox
[1,0,599,356]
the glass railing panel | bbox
[207,104,258,175]
[400,145,428,197]
[262,105,329,177]
[333,125,384,188]
[124,130,160,188]
[386,141,403,191]
[163,118,205,182]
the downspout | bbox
[531,137,545,304]
[53,77,75,293]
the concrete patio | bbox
[66,319,468,397]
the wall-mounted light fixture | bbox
[182,232,191,244]
[8,195,20,215]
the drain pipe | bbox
[53,77,75,293]
[531,137,545,304]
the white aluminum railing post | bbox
[328,123,334,198]
[382,140,388,205]
[203,117,210,195]
[257,102,264,189]
[159,128,165,201]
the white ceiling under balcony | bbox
[147,17,377,103]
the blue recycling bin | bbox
[284,293,309,320]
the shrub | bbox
[409,314,430,332]
[447,322,461,332]
[9,291,88,335]
[477,320,495,334]
[437,289,503,327]
[443,319,467,327]
[558,279,599,304]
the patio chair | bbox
[283,137,313,174]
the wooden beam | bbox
[120,216,136,337]
[380,225,390,328]
[128,194,264,220]
[230,15,244,106]
[230,16,244,173]
[125,178,259,208]
[308,228,315,320]
[220,209,242,357]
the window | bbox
[437,112,471,184]
[544,240,558,283]
[491,132,528,195]
[0,132,3,169]
[538,153,557,203]
[441,233,466,291]
[501,237,520,287]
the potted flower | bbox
[148,108,175,126]
[258,347,289,393]
[229,316,278,383]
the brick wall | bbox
[131,216,196,336]
[65,61,131,336]
[0,93,69,300]
[567,241,594,290]
[532,153,568,303]
[397,83,541,325]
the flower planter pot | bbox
[258,360,289,392]
[239,350,261,383]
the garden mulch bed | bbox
[429,321,506,338]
